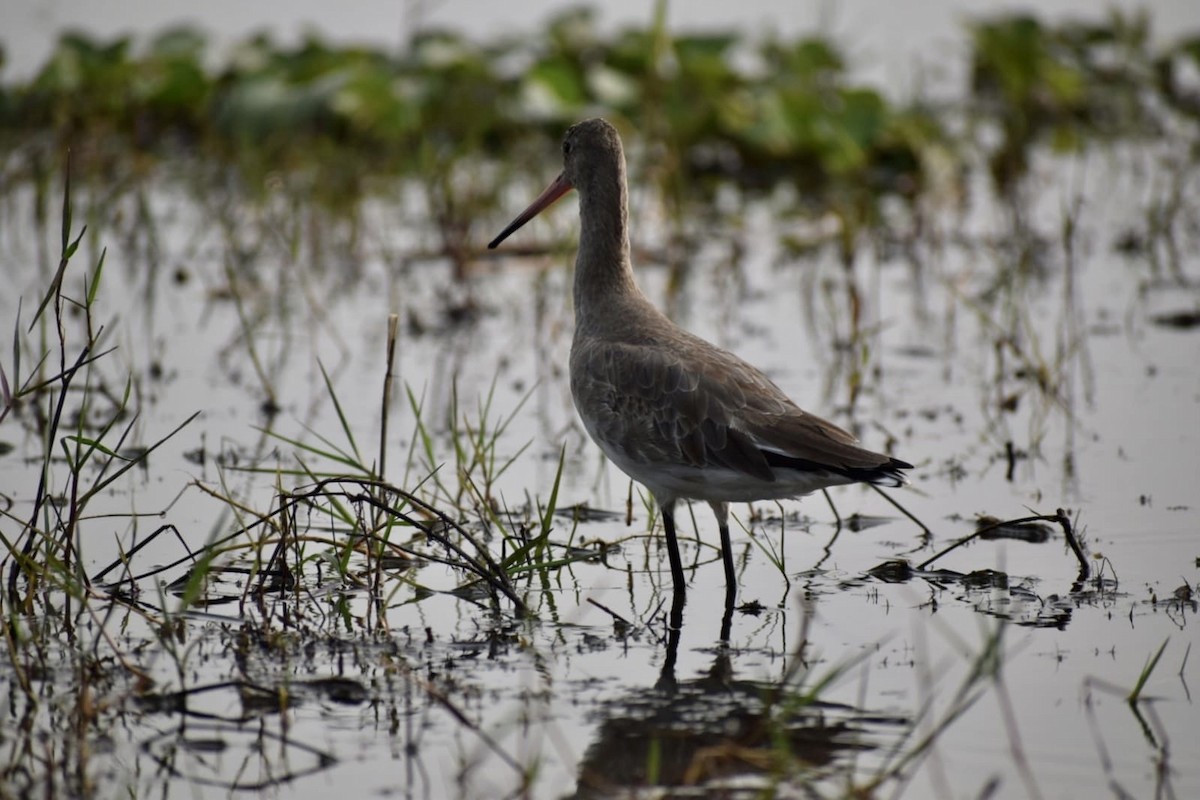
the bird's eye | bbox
[562,140,572,155]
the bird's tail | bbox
[848,457,913,488]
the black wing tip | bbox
[867,457,914,488]
[762,451,914,487]
[824,456,915,488]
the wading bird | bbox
[489,118,911,605]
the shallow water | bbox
[2,125,1197,798]
[2,9,1200,798]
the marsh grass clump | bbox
[1,161,194,606]
[0,160,578,797]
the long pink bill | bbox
[488,172,573,249]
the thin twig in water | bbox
[586,597,631,627]
[1053,507,1090,580]
[917,510,1089,580]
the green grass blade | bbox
[259,426,366,473]
[1128,638,1169,702]
[538,445,566,544]
[85,247,107,307]
[78,410,200,506]
[318,359,363,467]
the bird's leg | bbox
[656,585,686,690]
[660,503,687,598]
[709,501,737,607]
[719,597,734,644]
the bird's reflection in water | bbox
[573,591,905,798]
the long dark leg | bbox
[709,501,737,607]
[660,504,686,597]
[656,586,686,691]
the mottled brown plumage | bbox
[490,118,911,603]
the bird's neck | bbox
[573,175,640,322]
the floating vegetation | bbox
[969,12,1163,192]
[0,10,1188,228]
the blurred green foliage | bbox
[0,8,1194,223]
[968,11,1165,194]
